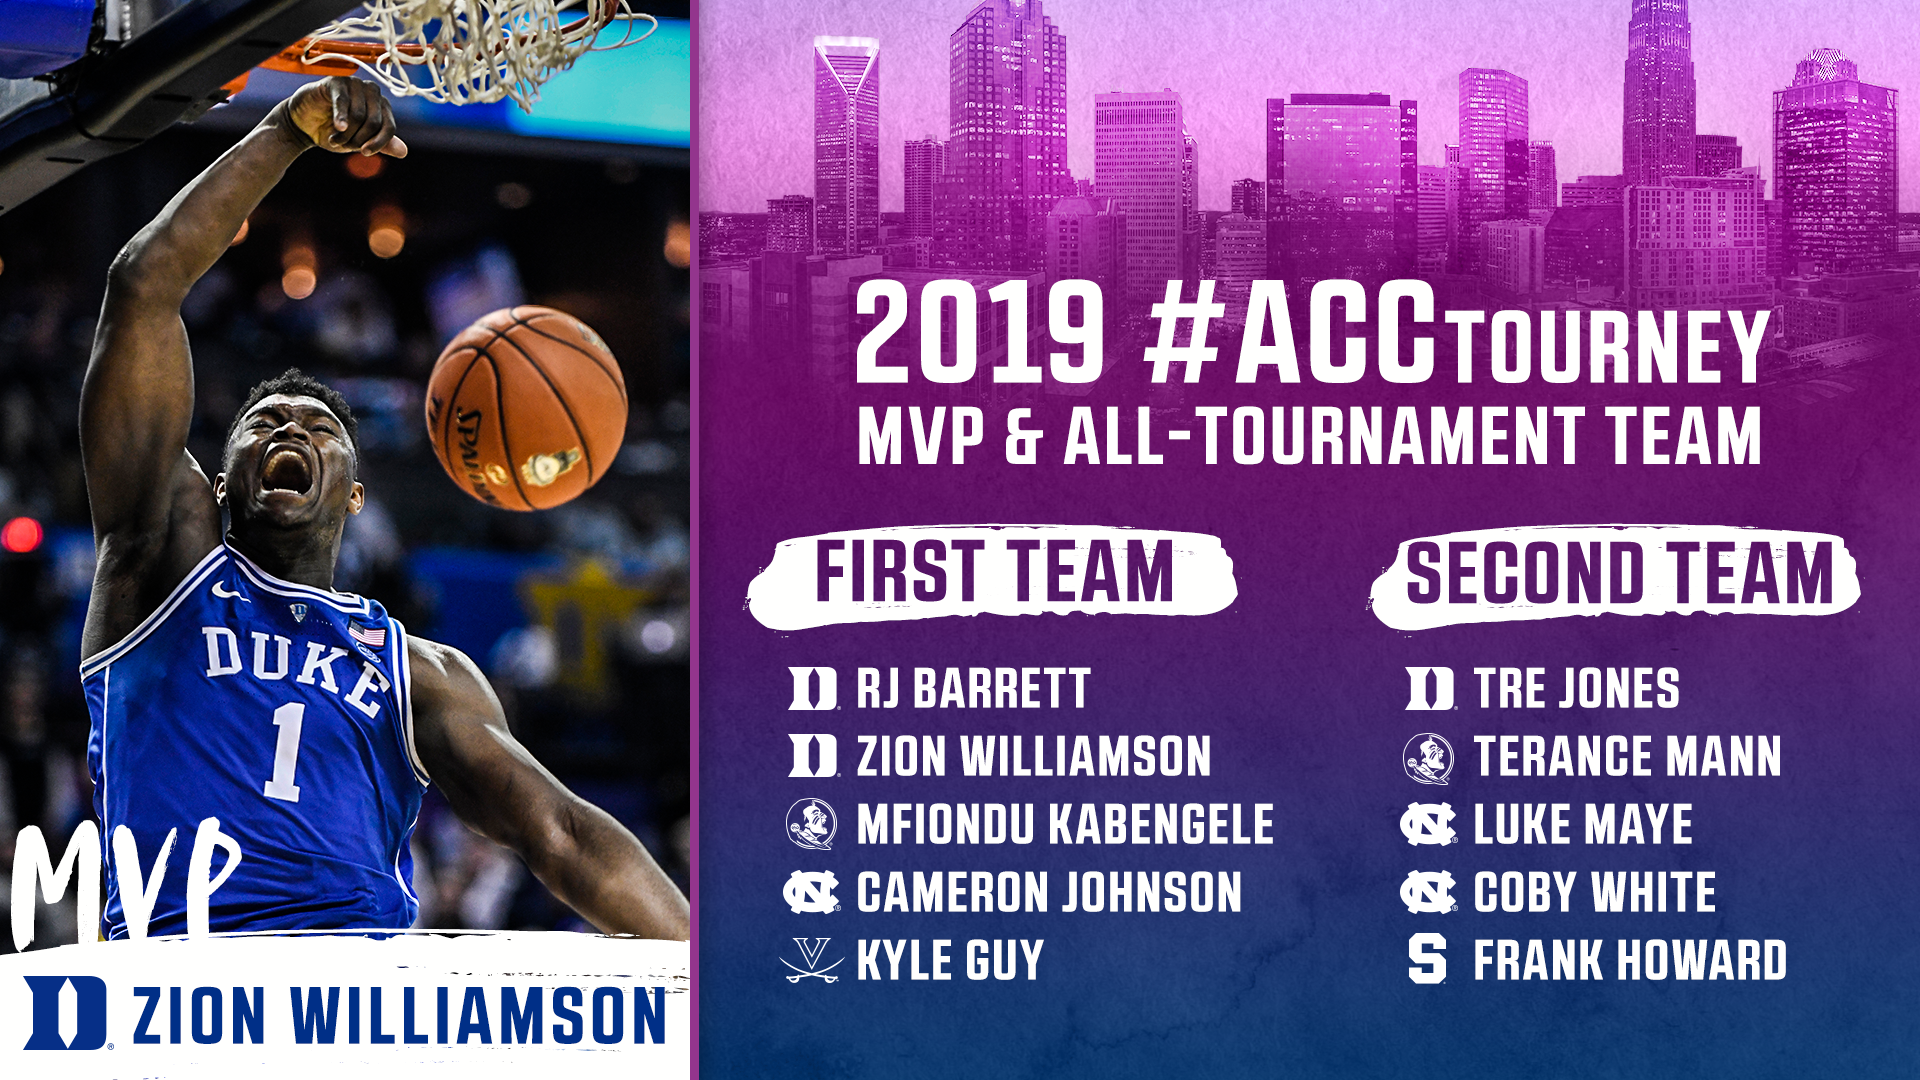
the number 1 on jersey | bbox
[263,701,305,802]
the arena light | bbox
[663,219,689,268]
[281,241,316,300]
[368,204,405,259]
[345,154,385,180]
[1,516,42,553]
[281,266,316,299]
[640,619,677,654]
[495,182,532,209]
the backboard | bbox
[0,0,363,215]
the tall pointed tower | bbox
[813,37,880,256]
[1622,0,1696,185]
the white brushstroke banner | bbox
[0,931,686,1076]
[747,525,1238,631]
[1369,525,1859,631]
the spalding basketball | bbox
[425,305,627,511]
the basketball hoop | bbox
[259,0,658,112]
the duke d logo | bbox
[23,975,108,1050]
[1405,666,1454,710]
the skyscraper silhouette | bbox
[936,0,1069,271]
[1045,196,1127,308]
[1528,142,1558,210]
[1230,179,1265,219]
[1773,48,1898,273]
[1626,169,1768,308]
[1455,70,1527,275]
[1622,0,1697,185]
[1415,165,1450,276]
[1693,135,1742,177]
[1263,93,1417,287]
[1213,213,1265,324]
[813,37,880,256]
[1095,90,1187,306]
[1181,130,1201,282]
[766,195,817,254]
[904,137,945,239]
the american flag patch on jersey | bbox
[349,621,387,648]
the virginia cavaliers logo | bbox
[783,938,841,983]
[289,602,308,623]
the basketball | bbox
[425,305,628,511]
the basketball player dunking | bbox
[78,77,689,939]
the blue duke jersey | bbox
[83,543,429,937]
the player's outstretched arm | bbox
[408,636,692,940]
[80,77,406,652]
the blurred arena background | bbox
[0,7,691,947]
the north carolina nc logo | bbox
[1400,870,1458,914]
[783,870,841,914]
[787,798,837,851]
[1400,802,1457,846]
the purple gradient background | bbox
[699,365,1920,1076]
[700,0,1920,211]
[696,1,1920,1075]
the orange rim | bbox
[258,37,428,76]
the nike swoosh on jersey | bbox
[211,581,251,602]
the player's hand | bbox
[279,76,408,158]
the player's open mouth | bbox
[261,446,313,494]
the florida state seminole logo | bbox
[787,798,837,851]
[1404,733,1454,786]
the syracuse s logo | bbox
[23,975,108,1050]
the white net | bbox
[301,0,657,111]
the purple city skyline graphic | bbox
[701,0,1916,374]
